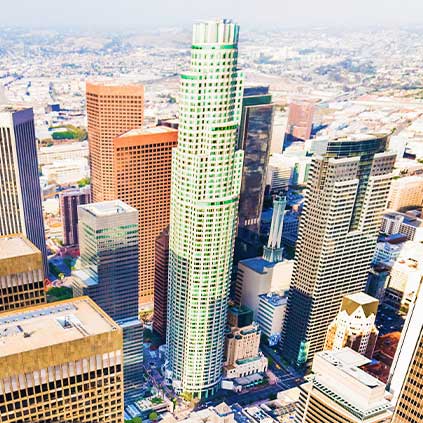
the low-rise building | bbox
[381,210,423,242]
[224,322,268,379]
[257,292,287,346]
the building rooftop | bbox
[0,104,30,113]
[241,257,276,274]
[384,210,423,227]
[341,292,379,317]
[79,200,136,217]
[317,349,382,387]
[0,235,42,276]
[259,292,287,307]
[0,297,118,357]
[119,125,177,138]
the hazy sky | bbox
[1,0,423,29]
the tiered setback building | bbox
[223,322,268,379]
[166,19,244,398]
[0,106,47,274]
[0,234,46,312]
[0,297,124,423]
[237,86,273,233]
[86,81,144,203]
[295,349,392,423]
[113,126,177,308]
[281,135,395,365]
[324,293,379,359]
[60,186,92,246]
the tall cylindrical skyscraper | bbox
[166,19,244,399]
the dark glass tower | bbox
[237,86,274,233]
[0,106,48,275]
[281,135,396,366]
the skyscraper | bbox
[86,81,144,203]
[112,126,177,308]
[0,297,124,423]
[0,234,46,312]
[388,278,423,409]
[0,106,47,274]
[237,86,273,233]
[59,186,92,247]
[391,326,423,422]
[153,227,170,339]
[281,135,395,365]
[166,19,244,399]
[72,200,142,400]
[285,101,314,143]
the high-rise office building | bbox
[281,135,395,365]
[295,349,392,423]
[324,293,379,359]
[59,186,92,246]
[0,234,46,312]
[391,325,423,422]
[153,227,170,339]
[388,279,423,409]
[0,106,47,275]
[86,81,144,203]
[72,200,142,400]
[387,175,423,211]
[0,297,124,423]
[112,126,177,308]
[166,19,244,399]
[237,86,273,233]
[285,102,314,143]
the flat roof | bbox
[0,235,38,260]
[119,125,177,138]
[0,297,118,357]
[259,292,287,307]
[79,200,136,217]
[0,235,42,276]
[0,104,30,113]
[240,257,276,273]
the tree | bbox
[149,412,158,421]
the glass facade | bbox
[237,87,274,233]
[166,20,244,399]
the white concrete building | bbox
[296,349,392,423]
[257,292,287,346]
[42,158,89,185]
[235,259,293,317]
[38,141,89,166]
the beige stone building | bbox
[0,234,46,312]
[388,175,423,211]
[324,292,379,358]
[0,297,124,423]
[223,322,268,379]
